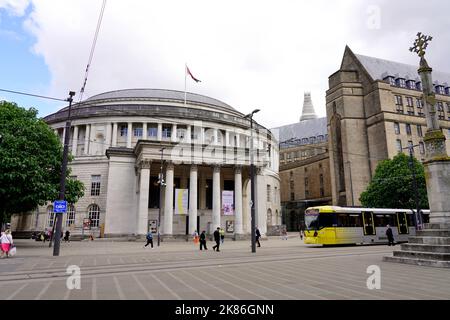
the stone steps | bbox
[409,236,450,245]
[393,250,450,261]
[417,230,450,237]
[401,243,450,253]
[383,256,450,268]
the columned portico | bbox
[127,122,132,148]
[164,162,175,235]
[212,165,221,231]
[137,160,151,235]
[189,165,198,234]
[112,123,118,147]
[234,166,243,235]
[84,124,90,155]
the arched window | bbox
[66,205,76,227]
[88,204,100,228]
[47,206,54,227]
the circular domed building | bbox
[13,89,281,239]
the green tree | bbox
[359,153,429,209]
[0,101,84,225]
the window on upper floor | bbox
[134,127,143,137]
[406,97,414,107]
[435,86,446,95]
[267,185,272,202]
[396,78,407,88]
[91,175,101,196]
[447,103,450,113]
[407,80,417,90]
[148,127,158,138]
[162,125,172,138]
[417,125,423,137]
[120,125,128,137]
[438,102,445,120]
[406,124,412,136]
[304,177,309,187]
[394,122,400,135]
[446,87,450,95]
[416,82,423,91]
[396,139,402,153]
[384,76,396,86]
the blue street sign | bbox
[54,200,67,213]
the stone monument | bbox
[384,33,450,267]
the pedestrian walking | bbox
[281,227,288,240]
[193,230,199,245]
[386,224,395,246]
[144,231,154,248]
[199,231,208,250]
[220,228,225,244]
[256,228,261,247]
[0,230,14,258]
[64,230,71,243]
[299,228,304,240]
[212,227,221,252]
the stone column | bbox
[137,160,151,235]
[105,123,112,151]
[234,166,243,235]
[127,122,132,148]
[157,123,162,141]
[163,163,174,235]
[212,165,221,230]
[171,124,177,142]
[225,131,230,147]
[187,126,192,144]
[143,123,148,140]
[213,129,218,145]
[189,165,198,234]
[71,125,78,157]
[112,123,118,147]
[88,124,95,154]
[201,127,205,145]
[84,124,90,155]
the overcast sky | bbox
[1,0,449,128]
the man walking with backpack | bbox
[212,227,221,252]
[144,231,154,248]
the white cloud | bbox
[0,0,30,16]
[14,0,450,128]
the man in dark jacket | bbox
[199,231,207,250]
[212,227,221,252]
[256,228,261,247]
[386,225,395,246]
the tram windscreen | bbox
[305,210,336,230]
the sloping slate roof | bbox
[355,54,450,86]
[85,88,236,111]
[271,117,328,143]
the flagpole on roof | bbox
[184,63,187,109]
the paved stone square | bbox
[1,235,450,300]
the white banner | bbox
[175,189,189,215]
[222,191,234,216]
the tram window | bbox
[337,214,362,227]
[318,214,337,229]
[406,214,415,226]
[374,214,397,227]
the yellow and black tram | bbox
[304,206,430,246]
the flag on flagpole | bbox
[186,65,201,83]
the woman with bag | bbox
[0,230,14,258]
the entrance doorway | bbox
[186,216,200,235]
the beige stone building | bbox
[273,93,332,231]
[327,46,450,206]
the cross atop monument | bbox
[409,32,433,58]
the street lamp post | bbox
[157,147,166,246]
[53,91,76,256]
[244,109,260,253]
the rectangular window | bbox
[267,185,272,202]
[320,174,324,187]
[290,181,295,190]
[417,125,423,137]
[120,126,128,137]
[396,139,402,153]
[406,97,414,106]
[406,124,412,136]
[395,95,403,113]
[162,125,172,138]
[419,142,425,155]
[148,127,158,137]
[447,103,450,113]
[394,122,400,135]
[304,177,309,187]
[91,175,101,196]
[134,127,143,137]
[438,102,445,120]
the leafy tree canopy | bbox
[0,101,84,223]
[359,153,429,209]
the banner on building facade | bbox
[222,191,234,215]
[175,189,189,215]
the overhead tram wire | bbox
[78,0,107,103]
[0,88,67,102]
